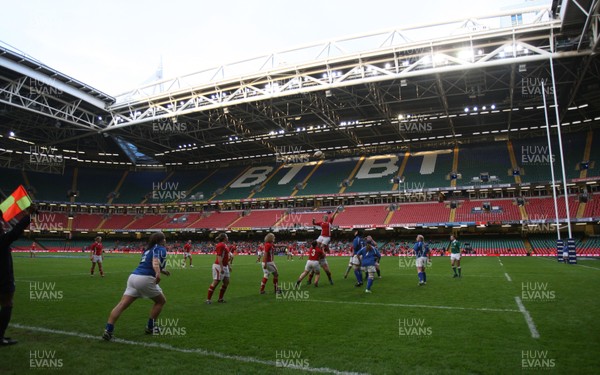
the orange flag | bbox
[0,185,32,222]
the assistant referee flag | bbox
[0,185,32,222]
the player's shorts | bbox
[317,236,331,246]
[257,251,263,257]
[415,257,429,268]
[184,252,192,258]
[318,258,329,266]
[124,274,163,299]
[92,255,103,263]
[562,251,569,258]
[348,255,360,266]
[262,262,278,277]
[212,264,231,280]
[304,260,321,273]
[363,265,377,276]
[450,253,461,261]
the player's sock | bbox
[0,306,13,338]
[458,267,461,276]
[452,266,457,276]
[344,266,351,278]
[207,285,215,300]
[147,318,155,330]
[376,269,381,277]
[104,323,114,333]
[260,277,267,292]
[218,285,228,300]
[273,276,279,292]
[366,278,373,290]
[423,272,427,282]
[99,264,104,276]
[90,265,95,275]
[418,272,423,282]
[327,272,333,282]
[307,273,313,284]
[354,269,363,283]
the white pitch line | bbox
[12,323,367,375]
[504,273,512,282]
[498,258,504,266]
[572,264,600,271]
[305,299,519,313]
[514,297,540,339]
[537,257,600,270]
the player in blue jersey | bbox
[356,241,380,293]
[102,232,171,340]
[344,228,364,283]
[414,234,430,286]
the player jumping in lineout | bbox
[307,207,340,285]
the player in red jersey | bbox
[259,233,285,294]
[206,233,231,304]
[295,241,325,287]
[229,242,237,265]
[256,243,264,263]
[30,242,36,258]
[89,236,104,277]
[312,207,340,251]
[183,240,193,268]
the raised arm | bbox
[0,209,33,248]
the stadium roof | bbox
[0,1,598,172]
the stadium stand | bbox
[344,154,402,194]
[401,151,453,189]
[25,169,74,202]
[0,169,26,196]
[461,237,527,255]
[454,199,522,222]
[457,142,511,186]
[113,170,169,204]
[71,214,104,231]
[196,166,249,201]
[99,214,136,230]
[333,205,390,227]
[524,196,579,220]
[187,211,240,229]
[229,209,285,228]
[388,202,451,224]
[217,164,278,200]
[252,163,315,199]
[125,214,166,230]
[160,213,204,229]
[76,168,125,203]
[299,159,357,196]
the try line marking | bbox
[536,257,600,271]
[305,299,519,313]
[12,323,367,375]
[514,297,540,339]
[504,273,512,282]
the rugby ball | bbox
[313,150,323,158]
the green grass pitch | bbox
[1,253,599,374]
